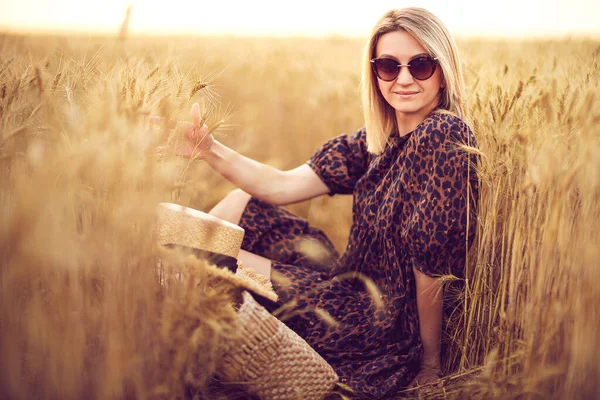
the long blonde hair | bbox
[361,7,466,154]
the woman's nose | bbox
[396,66,414,85]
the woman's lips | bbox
[395,91,418,99]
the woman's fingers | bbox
[191,102,203,127]
[149,115,177,129]
[190,103,208,142]
[173,121,197,142]
[149,115,162,125]
[148,109,210,159]
[150,116,193,142]
[188,124,210,143]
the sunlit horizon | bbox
[1,0,599,39]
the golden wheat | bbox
[0,33,598,399]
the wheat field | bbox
[0,32,599,399]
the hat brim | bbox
[155,202,279,303]
[206,259,279,304]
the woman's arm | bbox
[152,103,330,205]
[413,266,443,371]
[404,114,478,387]
[205,140,330,205]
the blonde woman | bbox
[153,7,479,398]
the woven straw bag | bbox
[219,291,339,400]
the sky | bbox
[1,0,599,38]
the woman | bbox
[153,7,479,398]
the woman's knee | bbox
[223,189,252,209]
[208,189,252,225]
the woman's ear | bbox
[438,77,446,96]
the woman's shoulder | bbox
[422,112,471,135]
[417,112,476,148]
[347,126,369,150]
[352,126,368,140]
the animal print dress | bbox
[238,113,479,398]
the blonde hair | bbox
[360,7,466,154]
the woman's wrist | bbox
[422,354,441,370]
[204,139,223,162]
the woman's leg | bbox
[237,250,271,278]
[208,188,252,225]
[209,189,272,278]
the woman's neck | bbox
[395,114,427,136]
[395,97,440,136]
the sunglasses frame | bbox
[370,55,439,82]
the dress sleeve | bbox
[404,116,479,278]
[306,128,370,196]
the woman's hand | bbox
[408,365,442,389]
[150,103,214,160]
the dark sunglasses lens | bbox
[409,57,436,80]
[374,59,399,81]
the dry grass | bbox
[0,32,599,399]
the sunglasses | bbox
[370,55,438,81]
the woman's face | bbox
[374,30,444,123]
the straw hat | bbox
[154,202,339,399]
[154,202,278,304]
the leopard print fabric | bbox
[238,113,479,398]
